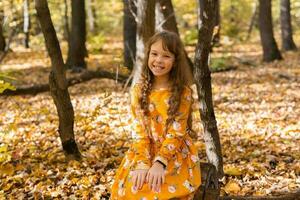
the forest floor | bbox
[0,39,299,199]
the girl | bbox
[111,31,201,200]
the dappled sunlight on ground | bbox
[0,40,299,198]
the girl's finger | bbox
[148,173,153,190]
[146,171,149,183]
[152,175,158,191]
[139,173,145,189]
[132,173,137,188]
[137,173,142,189]
[156,175,161,192]
[162,173,165,184]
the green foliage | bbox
[183,29,198,46]
[96,0,123,36]
[210,57,229,72]
[0,80,16,94]
[0,73,16,94]
[87,33,106,53]
[221,0,253,40]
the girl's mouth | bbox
[152,65,165,70]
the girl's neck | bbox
[153,75,171,89]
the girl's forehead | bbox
[150,40,171,52]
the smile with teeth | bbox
[152,65,165,71]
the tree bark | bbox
[0,7,5,51]
[211,0,220,47]
[62,0,70,42]
[123,0,137,70]
[280,0,297,51]
[35,0,81,160]
[0,26,5,51]
[258,0,282,62]
[155,0,179,33]
[66,0,87,70]
[23,0,30,48]
[246,2,258,40]
[86,0,97,34]
[131,0,155,85]
[194,0,224,178]
[194,162,220,200]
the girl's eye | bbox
[150,52,157,56]
[164,55,170,58]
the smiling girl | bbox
[110,31,201,200]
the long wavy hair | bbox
[137,31,195,135]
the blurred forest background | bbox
[0,0,299,199]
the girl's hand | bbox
[132,169,148,190]
[146,162,165,192]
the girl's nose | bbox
[155,55,163,63]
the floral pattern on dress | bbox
[110,84,201,200]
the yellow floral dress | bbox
[110,84,201,200]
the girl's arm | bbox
[130,84,151,170]
[154,87,192,167]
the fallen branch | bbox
[220,190,300,200]
[1,70,129,96]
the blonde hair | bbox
[137,31,195,134]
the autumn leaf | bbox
[224,180,241,194]
[224,166,243,176]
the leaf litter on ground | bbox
[0,42,299,198]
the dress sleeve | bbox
[130,84,151,170]
[154,87,192,167]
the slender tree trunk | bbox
[123,0,137,70]
[35,0,81,160]
[86,0,97,34]
[280,0,297,51]
[258,0,282,62]
[211,0,220,47]
[0,26,5,51]
[155,0,178,33]
[132,0,155,85]
[23,0,30,48]
[66,0,87,70]
[195,0,224,178]
[155,1,164,32]
[0,7,5,51]
[62,0,70,42]
[246,1,258,40]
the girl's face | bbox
[148,39,175,79]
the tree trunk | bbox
[155,0,178,33]
[86,0,97,34]
[280,0,297,51]
[23,0,30,48]
[0,7,5,51]
[66,0,87,70]
[211,0,220,47]
[246,1,258,40]
[0,26,5,51]
[62,0,70,42]
[123,0,137,70]
[194,162,220,200]
[131,0,155,85]
[194,0,224,178]
[258,0,282,62]
[35,0,81,161]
